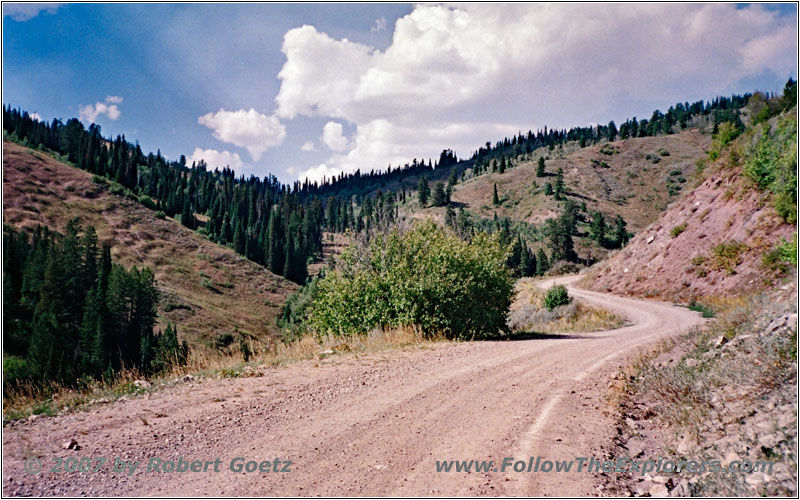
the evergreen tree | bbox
[492,183,500,206]
[417,177,430,207]
[554,167,565,200]
[432,182,448,207]
[546,210,578,263]
[590,211,606,245]
[612,215,629,248]
[536,157,546,177]
[535,248,549,276]
[180,199,196,229]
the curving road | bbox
[2,276,704,496]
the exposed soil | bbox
[2,277,704,496]
[582,158,794,303]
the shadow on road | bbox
[491,331,598,341]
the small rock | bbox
[646,235,655,244]
[649,483,669,497]
[685,358,699,368]
[634,480,653,496]
[714,336,728,348]
[671,479,690,497]
[626,439,646,459]
[26,415,38,423]
[318,349,334,357]
[63,439,80,450]
[676,436,693,454]
[133,380,151,389]
[181,375,195,383]
[652,475,670,485]
[745,472,767,487]
[722,450,739,468]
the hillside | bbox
[2,140,298,351]
[582,111,796,302]
[452,130,709,231]
[398,130,710,265]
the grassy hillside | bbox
[399,130,710,264]
[452,130,709,230]
[582,109,796,303]
[2,140,298,352]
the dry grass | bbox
[614,285,798,496]
[508,278,626,333]
[3,326,444,423]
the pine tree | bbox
[492,183,500,206]
[536,248,548,276]
[554,168,565,200]
[612,215,629,248]
[432,182,448,207]
[417,177,430,207]
[536,157,546,177]
[590,211,607,244]
[181,200,196,230]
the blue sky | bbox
[3,3,797,183]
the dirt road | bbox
[3,276,704,496]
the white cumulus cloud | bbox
[300,141,317,152]
[276,3,797,182]
[187,148,244,172]
[197,108,286,161]
[79,96,123,123]
[321,121,351,152]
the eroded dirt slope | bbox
[582,161,794,303]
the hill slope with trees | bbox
[3,140,298,353]
[583,95,796,303]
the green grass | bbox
[686,300,715,318]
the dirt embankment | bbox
[582,163,794,303]
[601,276,797,497]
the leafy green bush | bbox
[138,195,157,210]
[109,184,124,196]
[308,221,515,339]
[709,121,743,161]
[658,148,670,156]
[543,284,571,311]
[3,356,33,387]
[278,275,322,341]
[743,114,797,223]
[91,175,107,185]
[712,240,747,275]
[154,211,166,220]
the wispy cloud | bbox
[3,3,60,22]
[370,16,387,33]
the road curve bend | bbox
[3,276,704,497]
